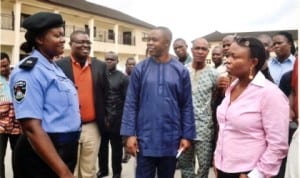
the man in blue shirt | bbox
[120,26,195,178]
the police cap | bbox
[22,12,64,32]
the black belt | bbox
[48,131,80,144]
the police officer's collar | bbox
[29,50,57,71]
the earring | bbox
[249,66,254,80]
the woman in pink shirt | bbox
[214,37,289,178]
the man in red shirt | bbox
[56,31,109,178]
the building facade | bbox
[202,30,298,65]
[1,0,155,69]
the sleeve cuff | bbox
[248,168,265,178]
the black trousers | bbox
[98,132,123,175]
[14,134,79,178]
[217,169,250,178]
[0,134,20,178]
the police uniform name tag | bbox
[14,81,26,103]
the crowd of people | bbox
[0,11,298,178]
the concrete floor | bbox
[5,142,215,178]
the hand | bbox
[239,173,248,178]
[178,138,191,152]
[104,117,110,128]
[105,121,110,128]
[217,76,230,91]
[289,109,295,121]
[58,168,75,178]
[125,136,139,157]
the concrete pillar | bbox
[88,18,94,57]
[114,24,119,53]
[12,1,21,65]
[134,54,139,62]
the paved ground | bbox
[5,143,215,178]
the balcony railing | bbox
[1,13,14,30]
[64,24,85,37]
[94,30,114,43]
[94,30,136,46]
[1,15,137,46]
[118,35,136,46]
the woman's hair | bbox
[234,36,267,72]
[20,31,37,53]
[273,31,296,55]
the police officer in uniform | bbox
[9,12,81,178]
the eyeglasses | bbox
[234,36,250,47]
[105,58,117,61]
[71,40,92,45]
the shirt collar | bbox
[70,55,91,67]
[185,55,192,64]
[250,71,265,87]
[108,69,117,74]
[271,54,295,64]
[31,50,56,71]
[230,71,266,88]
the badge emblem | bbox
[14,80,26,102]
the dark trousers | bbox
[0,134,20,178]
[217,169,250,178]
[14,134,78,178]
[98,132,123,175]
[136,154,177,178]
[275,122,298,178]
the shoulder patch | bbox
[19,57,38,70]
[13,80,26,102]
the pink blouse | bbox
[214,72,289,177]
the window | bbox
[20,13,30,28]
[108,29,114,40]
[123,31,132,45]
[142,32,148,42]
[94,26,96,37]
[84,24,89,35]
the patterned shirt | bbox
[0,75,21,134]
[186,63,218,141]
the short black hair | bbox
[173,38,187,44]
[155,26,172,44]
[70,30,89,41]
[0,52,10,63]
[126,57,135,65]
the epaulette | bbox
[19,57,38,70]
